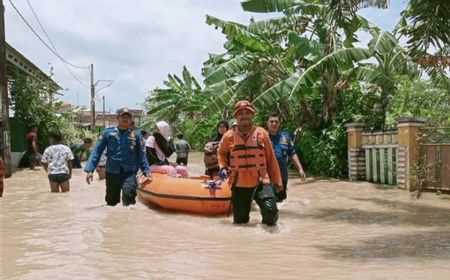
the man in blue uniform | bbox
[85,107,152,206]
[267,113,306,202]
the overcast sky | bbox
[5,0,408,113]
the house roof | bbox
[6,42,61,91]
[77,109,143,127]
[114,109,143,116]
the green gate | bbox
[362,131,398,185]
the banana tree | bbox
[395,0,450,68]
[393,0,450,103]
[237,0,389,125]
[341,30,420,128]
[202,14,304,122]
[144,66,204,125]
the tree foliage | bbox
[144,0,450,177]
[387,75,450,127]
[8,67,78,149]
[396,0,450,68]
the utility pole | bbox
[94,79,112,129]
[90,63,95,132]
[102,95,105,127]
[0,0,12,178]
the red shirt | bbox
[26,132,38,152]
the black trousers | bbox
[176,157,188,166]
[72,157,82,168]
[105,170,137,206]
[232,184,279,226]
[205,167,220,179]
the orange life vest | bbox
[229,127,267,183]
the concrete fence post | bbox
[396,117,426,191]
[345,123,365,181]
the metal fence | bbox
[418,128,450,191]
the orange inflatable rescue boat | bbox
[138,173,231,215]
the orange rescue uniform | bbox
[218,126,282,188]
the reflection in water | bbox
[2,152,450,279]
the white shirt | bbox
[41,144,74,175]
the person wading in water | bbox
[218,100,282,226]
[266,112,306,202]
[84,108,152,206]
[41,130,74,192]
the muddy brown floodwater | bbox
[1,152,450,279]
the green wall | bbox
[10,118,26,152]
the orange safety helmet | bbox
[233,100,255,116]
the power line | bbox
[8,0,90,88]
[8,0,88,69]
[24,0,90,88]
[25,0,88,70]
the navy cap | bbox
[117,107,133,117]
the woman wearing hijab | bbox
[145,121,188,178]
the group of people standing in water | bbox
[37,100,306,226]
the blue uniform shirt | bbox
[269,131,296,183]
[84,127,150,176]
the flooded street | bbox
[2,152,450,279]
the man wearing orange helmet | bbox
[218,100,282,226]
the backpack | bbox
[203,141,220,169]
